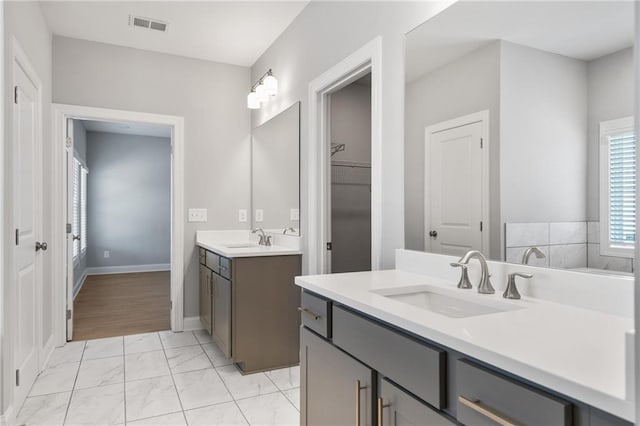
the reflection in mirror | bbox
[404,1,634,274]
[251,102,300,233]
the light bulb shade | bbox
[255,83,269,103]
[263,74,278,96]
[247,91,260,109]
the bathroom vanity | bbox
[296,250,635,426]
[197,230,302,373]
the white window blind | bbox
[600,117,635,257]
[81,167,88,252]
[72,158,80,259]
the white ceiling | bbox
[40,1,309,67]
[81,119,172,138]
[406,1,634,83]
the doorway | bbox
[424,111,490,256]
[328,74,372,273]
[52,104,185,346]
[68,119,172,340]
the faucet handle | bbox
[503,272,533,299]
[450,263,472,289]
[264,235,272,246]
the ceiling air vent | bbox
[129,15,168,33]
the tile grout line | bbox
[61,340,87,425]
[122,336,127,425]
[161,331,190,425]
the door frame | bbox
[51,103,185,346]
[423,110,490,253]
[308,36,382,274]
[5,35,45,417]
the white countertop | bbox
[295,269,635,421]
[196,230,302,258]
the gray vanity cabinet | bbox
[300,327,375,426]
[198,263,212,335]
[212,273,232,358]
[379,379,455,426]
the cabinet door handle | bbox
[458,396,518,426]
[355,380,367,426]
[297,307,321,320]
[377,397,390,426]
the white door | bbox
[66,119,75,340]
[426,121,484,256]
[13,59,42,410]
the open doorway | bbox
[328,74,372,273]
[68,119,172,340]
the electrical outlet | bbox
[255,209,264,223]
[188,208,208,223]
[104,251,110,258]
[238,209,247,223]
[290,208,300,221]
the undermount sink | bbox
[371,285,522,319]
[222,242,259,249]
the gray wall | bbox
[250,1,454,271]
[330,81,372,163]
[4,0,53,412]
[72,120,88,294]
[53,36,251,318]
[86,132,171,269]
[586,47,634,221]
[404,41,501,257]
[500,41,588,225]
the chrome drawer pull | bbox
[458,396,518,426]
[298,307,321,320]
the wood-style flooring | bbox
[73,271,170,341]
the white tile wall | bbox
[549,244,587,269]
[549,222,587,245]
[505,223,549,247]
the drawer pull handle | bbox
[458,396,518,426]
[355,380,367,426]
[377,397,390,426]
[298,307,321,320]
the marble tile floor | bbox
[17,330,300,425]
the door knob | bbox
[35,241,48,252]
[428,230,438,238]
[72,234,80,241]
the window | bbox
[600,117,635,257]
[72,157,88,261]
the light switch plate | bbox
[238,209,248,223]
[188,208,208,222]
[104,251,110,258]
[290,208,300,221]
[255,209,264,223]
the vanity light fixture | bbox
[247,69,278,109]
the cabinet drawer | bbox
[300,291,331,338]
[332,306,445,409]
[380,378,455,426]
[205,251,220,273]
[198,248,206,265]
[219,256,231,279]
[456,359,571,426]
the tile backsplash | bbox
[504,221,633,273]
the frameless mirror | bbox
[405,1,634,274]
[251,102,300,233]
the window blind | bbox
[73,158,80,259]
[608,131,636,245]
[81,167,88,252]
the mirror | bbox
[251,102,300,233]
[405,1,634,274]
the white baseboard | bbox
[40,333,55,370]
[183,316,204,331]
[86,264,170,276]
[73,270,88,299]
[0,405,15,426]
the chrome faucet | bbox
[457,250,495,294]
[283,227,296,235]
[251,228,272,246]
[522,247,545,265]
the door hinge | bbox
[480,221,483,232]
[14,86,18,104]
[170,300,173,309]
[66,136,72,149]
[326,242,332,251]
[15,369,19,387]
[480,138,483,149]
[66,223,72,234]
[15,229,19,246]
[66,309,72,320]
